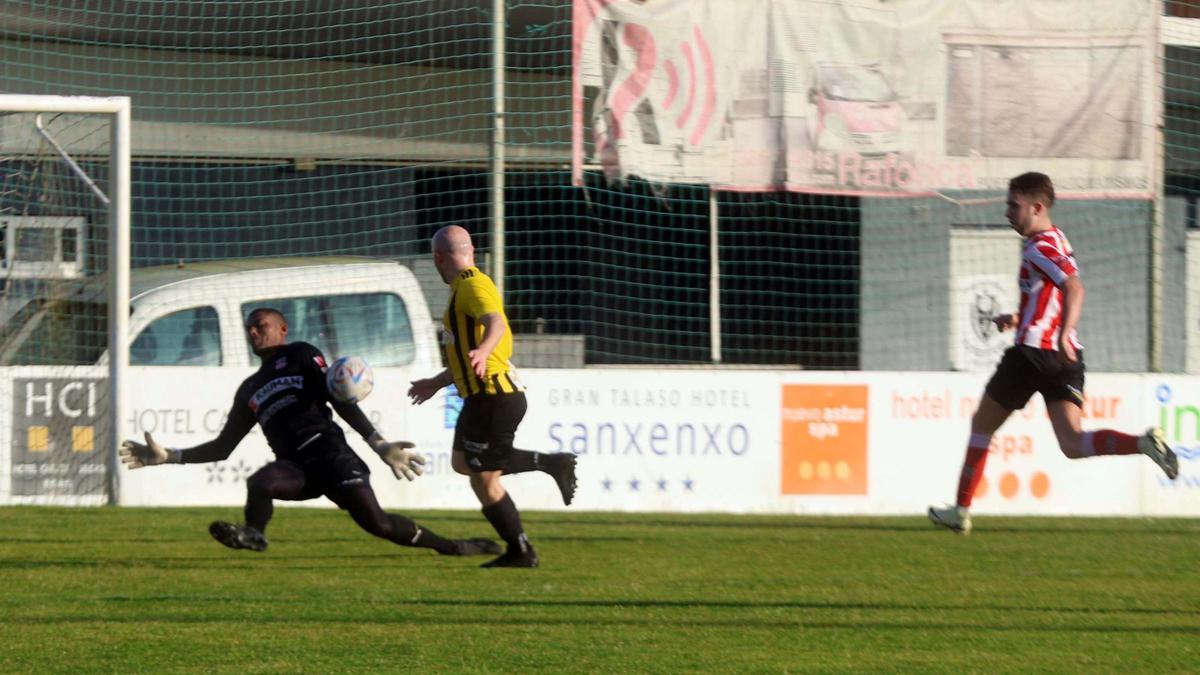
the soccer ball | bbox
[326,356,374,403]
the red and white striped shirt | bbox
[1015,226,1082,352]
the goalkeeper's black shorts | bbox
[278,433,372,506]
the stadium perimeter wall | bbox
[3,368,1199,516]
[861,197,1173,373]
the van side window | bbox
[131,307,222,366]
[242,293,415,367]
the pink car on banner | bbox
[807,63,906,156]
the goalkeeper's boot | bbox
[544,452,578,506]
[1138,427,1179,480]
[441,538,503,556]
[481,537,539,568]
[209,521,269,552]
[927,504,971,535]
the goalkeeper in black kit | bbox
[119,307,500,557]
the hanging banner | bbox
[572,0,1157,195]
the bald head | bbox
[431,225,476,283]
[432,225,473,254]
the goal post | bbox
[0,94,131,505]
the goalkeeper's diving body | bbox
[119,307,501,557]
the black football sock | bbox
[502,449,540,475]
[384,514,457,554]
[481,493,531,551]
[244,494,273,534]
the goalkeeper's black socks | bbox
[413,528,460,555]
[388,514,458,554]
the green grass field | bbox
[1,507,1198,673]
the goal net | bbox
[0,4,1197,508]
[0,95,130,505]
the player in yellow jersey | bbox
[408,225,577,567]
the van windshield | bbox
[819,66,896,102]
[0,299,108,365]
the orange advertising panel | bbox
[781,385,868,495]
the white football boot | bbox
[927,504,972,535]
[1138,427,1179,480]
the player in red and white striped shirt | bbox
[1015,225,1082,352]
[929,172,1178,535]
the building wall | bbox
[862,196,1161,373]
[0,40,570,164]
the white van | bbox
[0,256,440,369]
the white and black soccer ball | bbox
[326,355,374,403]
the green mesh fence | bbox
[0,0,1195,376]
[1165,2,1200,373]
[0,106,115,504]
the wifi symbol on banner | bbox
[661,25,716,146]
[611,23,715,148]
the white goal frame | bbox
[0,95,131,504]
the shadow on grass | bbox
[8,513,1196,538]
[4,609,1198,635]
[0,534,636,545]
[407,511,1200,536]
[83,596,1200,618]
[513,517,1200,537]
[0,554,503,570]
[0,538,195,544]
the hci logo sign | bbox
[11,378,108,497]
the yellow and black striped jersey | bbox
[442,266,524,396]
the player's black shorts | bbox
[278,433,371,507]
[985,345,1085,411]
[453,392,528,472]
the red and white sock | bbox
[1079,430,1139,457]
[955,432,992,508]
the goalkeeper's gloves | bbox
[368,433,426,481]
[118,431,182,469]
